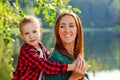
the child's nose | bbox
[29,33,34,38]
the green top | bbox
[45,49,75,80]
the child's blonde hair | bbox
[19,16,40,33]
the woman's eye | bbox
[70,25,74,27]
[60,26,64,28]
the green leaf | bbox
[73,8,81,13]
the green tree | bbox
[0,0,80,79]
[0,0,24,79]
[109,0,120,20]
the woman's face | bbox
[58,15,77,45]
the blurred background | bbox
[0,0,120,80]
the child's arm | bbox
[67,63,75,71]
[21,48,75,74]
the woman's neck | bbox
[63,43,74,55]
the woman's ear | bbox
[19,33,23,39]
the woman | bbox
[45,12,86,80]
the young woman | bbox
[45,12,86,80]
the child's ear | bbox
[40,28,43,36]
[19,33,23,39]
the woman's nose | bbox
[65,26,70,32]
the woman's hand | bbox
[68,55,86,80]
[75,54,86,75]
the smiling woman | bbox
[45,12,87,80]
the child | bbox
[12,16,76,80]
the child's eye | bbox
[25,32,29,35]
[33,30,37,33]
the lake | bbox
[89,70,120,80]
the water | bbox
[89,70,120,80]
[84,28,120,80]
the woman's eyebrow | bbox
[60,23,66,25]
[69,23,74,24]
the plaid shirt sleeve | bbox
[21,45,68,74]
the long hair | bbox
[54,12,84,60]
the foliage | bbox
[109,0,120,20]
[70,0,120,28]
[0,0,80,79]
[0,36,12,80]
[0,0,24,79]
[19,0,80,26]
[112,25,120,35]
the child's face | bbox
[20,22,42,49]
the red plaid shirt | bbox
[12,42,67,80]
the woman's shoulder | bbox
[48,49,64,62]
[51,49,63,56]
